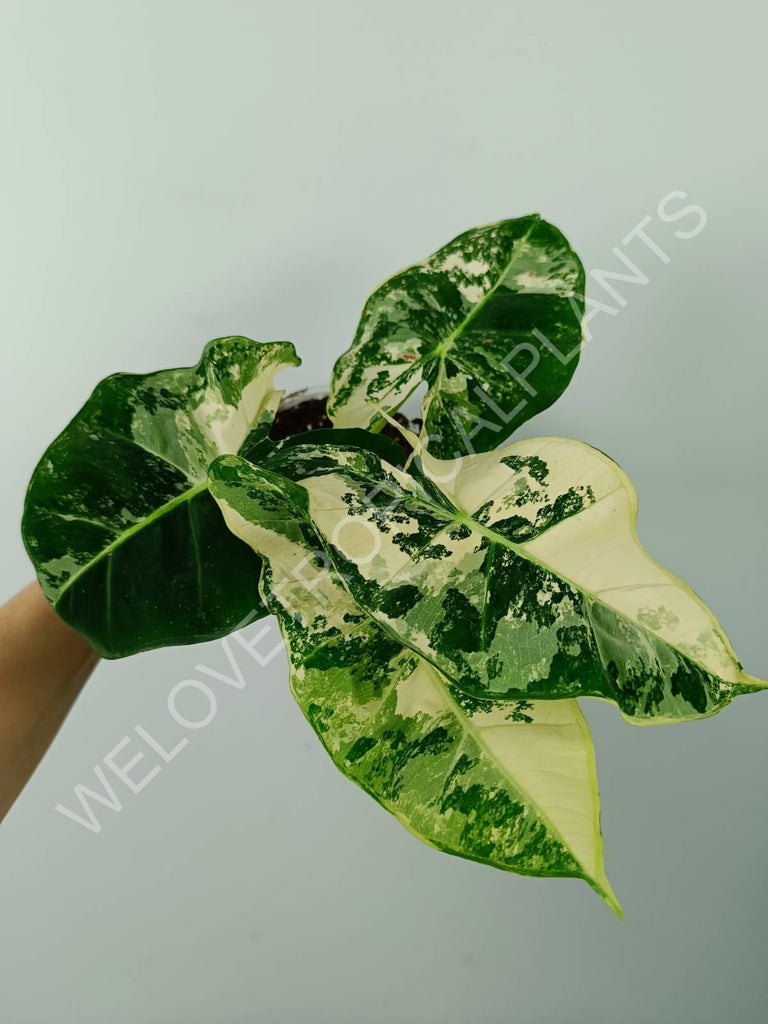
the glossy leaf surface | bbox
[209,453,619,912]
[23,337,299,657]
[328,216,585,457]
[286,439,766,723]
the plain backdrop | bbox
[1,2,766,1022]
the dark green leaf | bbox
[23,337,299,657]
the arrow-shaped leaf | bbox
[208,451,620,913]
[281,438,766,723]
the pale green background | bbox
[1,2,766,1021]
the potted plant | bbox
[22,215,766,915]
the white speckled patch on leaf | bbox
[328,216,585,458]
[287,439,766,724]
[208,454,620,914]
[22,337,300,657]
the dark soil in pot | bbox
[270,390,419,454]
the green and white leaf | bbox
[23,337,300,658]
[288,438,766,723]
[208,453,620,913]
[328,215,585,458]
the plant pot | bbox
[271,388,420,452]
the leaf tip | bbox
[590,874,623,918]
[737,673,768,695]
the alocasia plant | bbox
[21,215,766,913]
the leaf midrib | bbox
[53,481,208,609]
[331,478,739,702]
[433,669,606,896]
[426,219,539,361]
[459,509,735,694]
[275,554,610,904]
[355,220,540,421]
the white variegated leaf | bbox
[328,216,585,458]
[285,439,766,724]
[208,453,620,913]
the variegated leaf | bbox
[328,216,585,458]
[208,452,620,913]
[23,337,300,658]
[286,439,766,723]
